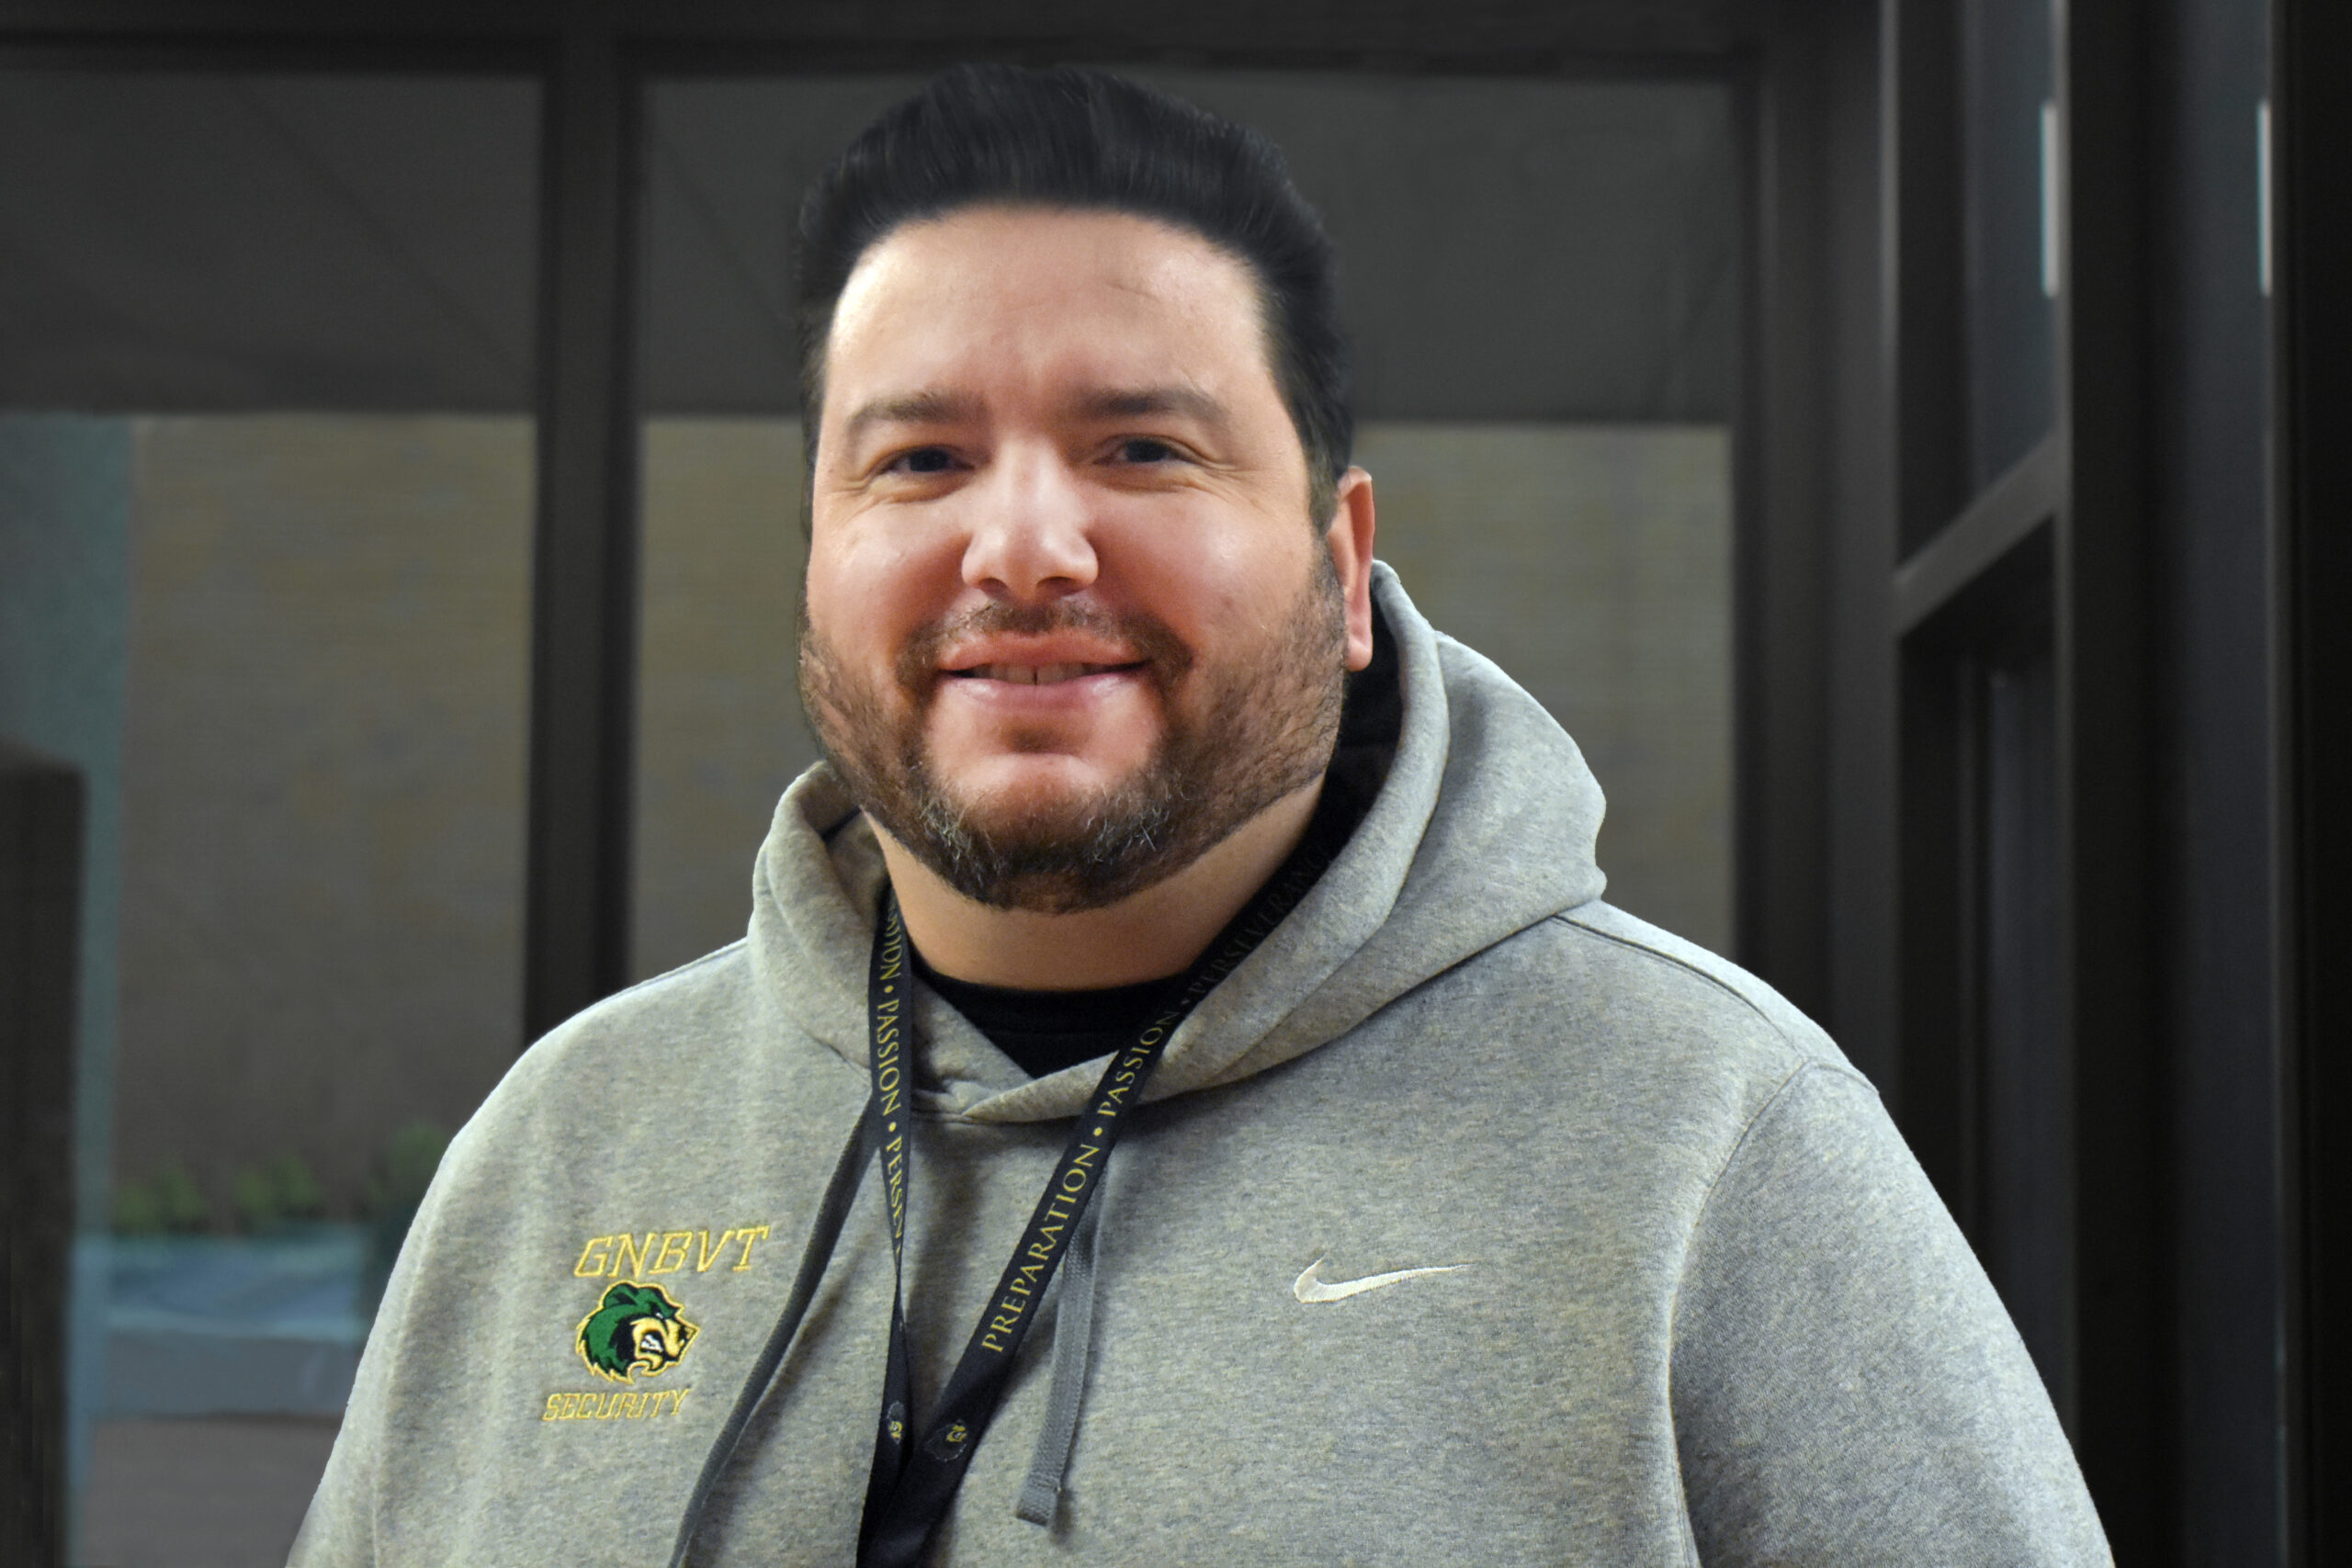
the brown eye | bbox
[1115,438,1179,464]
[896,446,956,474]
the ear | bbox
[1322,467,1378,671]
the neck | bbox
[871,780,1325,990]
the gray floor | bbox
[80,1416,338,1568]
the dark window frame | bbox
[2274,0,2350,1558]
[1877,0,2170,1550]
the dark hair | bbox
[795,63,1353,522]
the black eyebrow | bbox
[840,391,981,445]
[1076,387,1230,425]
[838,386,1229,446]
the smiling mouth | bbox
[948,662,1145,685]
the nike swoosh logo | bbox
[1292,1255,1470,1304]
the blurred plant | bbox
[111,1179,161,1235]
[366,1122,449,1224]
[361,1122,449,1316]
[232,1153,330,1235]
[112,1163,212,1235]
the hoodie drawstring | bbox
[1015,1184,1107,1528]
[670,1102,1116,1558]
[670,1106,873,1568]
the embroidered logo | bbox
[575,1280,699,1382]
[1292,1255,1470,1304]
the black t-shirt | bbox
[911,957,1186,1078]
[909,612,1401,1077]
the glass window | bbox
[1361,423,1731,952]
[634,417,811,978]
[1961,0,2059,490]
[633,77,924,978]
[0,68,539,1562]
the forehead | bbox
[821,206,1274,405]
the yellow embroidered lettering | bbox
[573,1236,612,1277]
[651,1231,693,1273]
[543,1394,563,1421]
[610,1232,658,1277]
[731,1224,771,1270]
[695,1229,736,1272]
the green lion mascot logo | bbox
[575,1280,698,1382]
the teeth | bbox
[975,662,1106,684]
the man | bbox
[297,65,2109,1565]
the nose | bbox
[959,442,1099,603]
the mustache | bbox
[895,599,1195,694]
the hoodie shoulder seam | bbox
[1668,1060,1852,1334]
[1657,1054,1835,1522]
[611,936,748,998]
[533,939,749,1041]
[1546,910,1861,1085]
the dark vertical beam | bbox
[2055,0,2169,1552]
[0,741,83,1568]
[1819,0,1897,1100]
[525,15,640,1043]
[2276,0,2352,1557]
[1736,0,1833,1025]
[1883,0,1966,555]
[1895,634,1972,1207]
[1881,0,1970,1168]
[2143,0,2281,1556]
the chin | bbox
[933,767,1146,844]
[932,744,1155,813]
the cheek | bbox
[1114,514,1315,637]
[806,529,953,655]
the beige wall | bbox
[1359,423,1731,951]
[114,415,531,1216]
[631,421,812,979]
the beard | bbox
[798,558,1348,915]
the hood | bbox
[746,561,1608,1124]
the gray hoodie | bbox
[294,565,2109,1564]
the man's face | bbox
[799,206,1371,913]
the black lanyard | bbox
[858,823,1342,1565]
[854,895,1166,1563]
[666,810,1343,1568]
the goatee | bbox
[798,561,1347,914]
